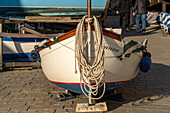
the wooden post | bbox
[150,0,153,6]
[21,24,25,34]
[162,1,166,12]
[101,0,110,27]
[87,0,94,106]
[158,0,162,3]
[0,23,3,71]
[87,0,92,18]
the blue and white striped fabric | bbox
[159,12,170,34]
[147,12,159,24]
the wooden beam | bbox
[26,19,80,23]
[21,26,41,35]
[8,17,80,23]
[162,1,170,12]
[25,16,72,20]
[3,62,41,68]
[0,17,81,23]
[0,23,2,71]
[101,0,110,27]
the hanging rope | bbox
[75,15,105,100]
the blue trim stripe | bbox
[3,37,46,42]
[3,53,33,62]
[52,81,130,95]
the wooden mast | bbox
[87,0,95,106]
[87,0,92,18]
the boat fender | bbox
[139,52,151,72]
[28,50,40,62]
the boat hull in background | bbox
[0,0,107,18]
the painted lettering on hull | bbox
[104,45,119,53]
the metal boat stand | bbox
[104,89,125,102]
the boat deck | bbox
[0,17,170,113]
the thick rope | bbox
[75,15,105,100]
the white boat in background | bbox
[2,37,45,62]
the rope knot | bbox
[85,17,93,23]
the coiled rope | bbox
[75,15,105,99]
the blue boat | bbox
[0,0,107,18]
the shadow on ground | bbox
[99,63,170,111]
[121,26,161,37]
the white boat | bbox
[35,26,146,95]
[34,1,149,105]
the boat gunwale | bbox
[36,28,122,52]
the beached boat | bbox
[33,0,151,104]
[0,0,107,18]
[32,1,151,112]
[33,1,151,111]
[35,25,147,96]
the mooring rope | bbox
[75,15,105,99]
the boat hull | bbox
[39,30,143,94]
[0,0,107,18]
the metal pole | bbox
[0,23,3,71]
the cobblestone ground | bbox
[0,18,170,113]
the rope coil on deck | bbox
[75,15,105,99]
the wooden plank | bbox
[0,33,58,38]
[26,19,80,23]
[0,17,81,23]
[0,23,2,71]
[21,26,41,35]
[3,62,41,68]
[25,16,72,20]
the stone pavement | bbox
[0,17,170,113]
